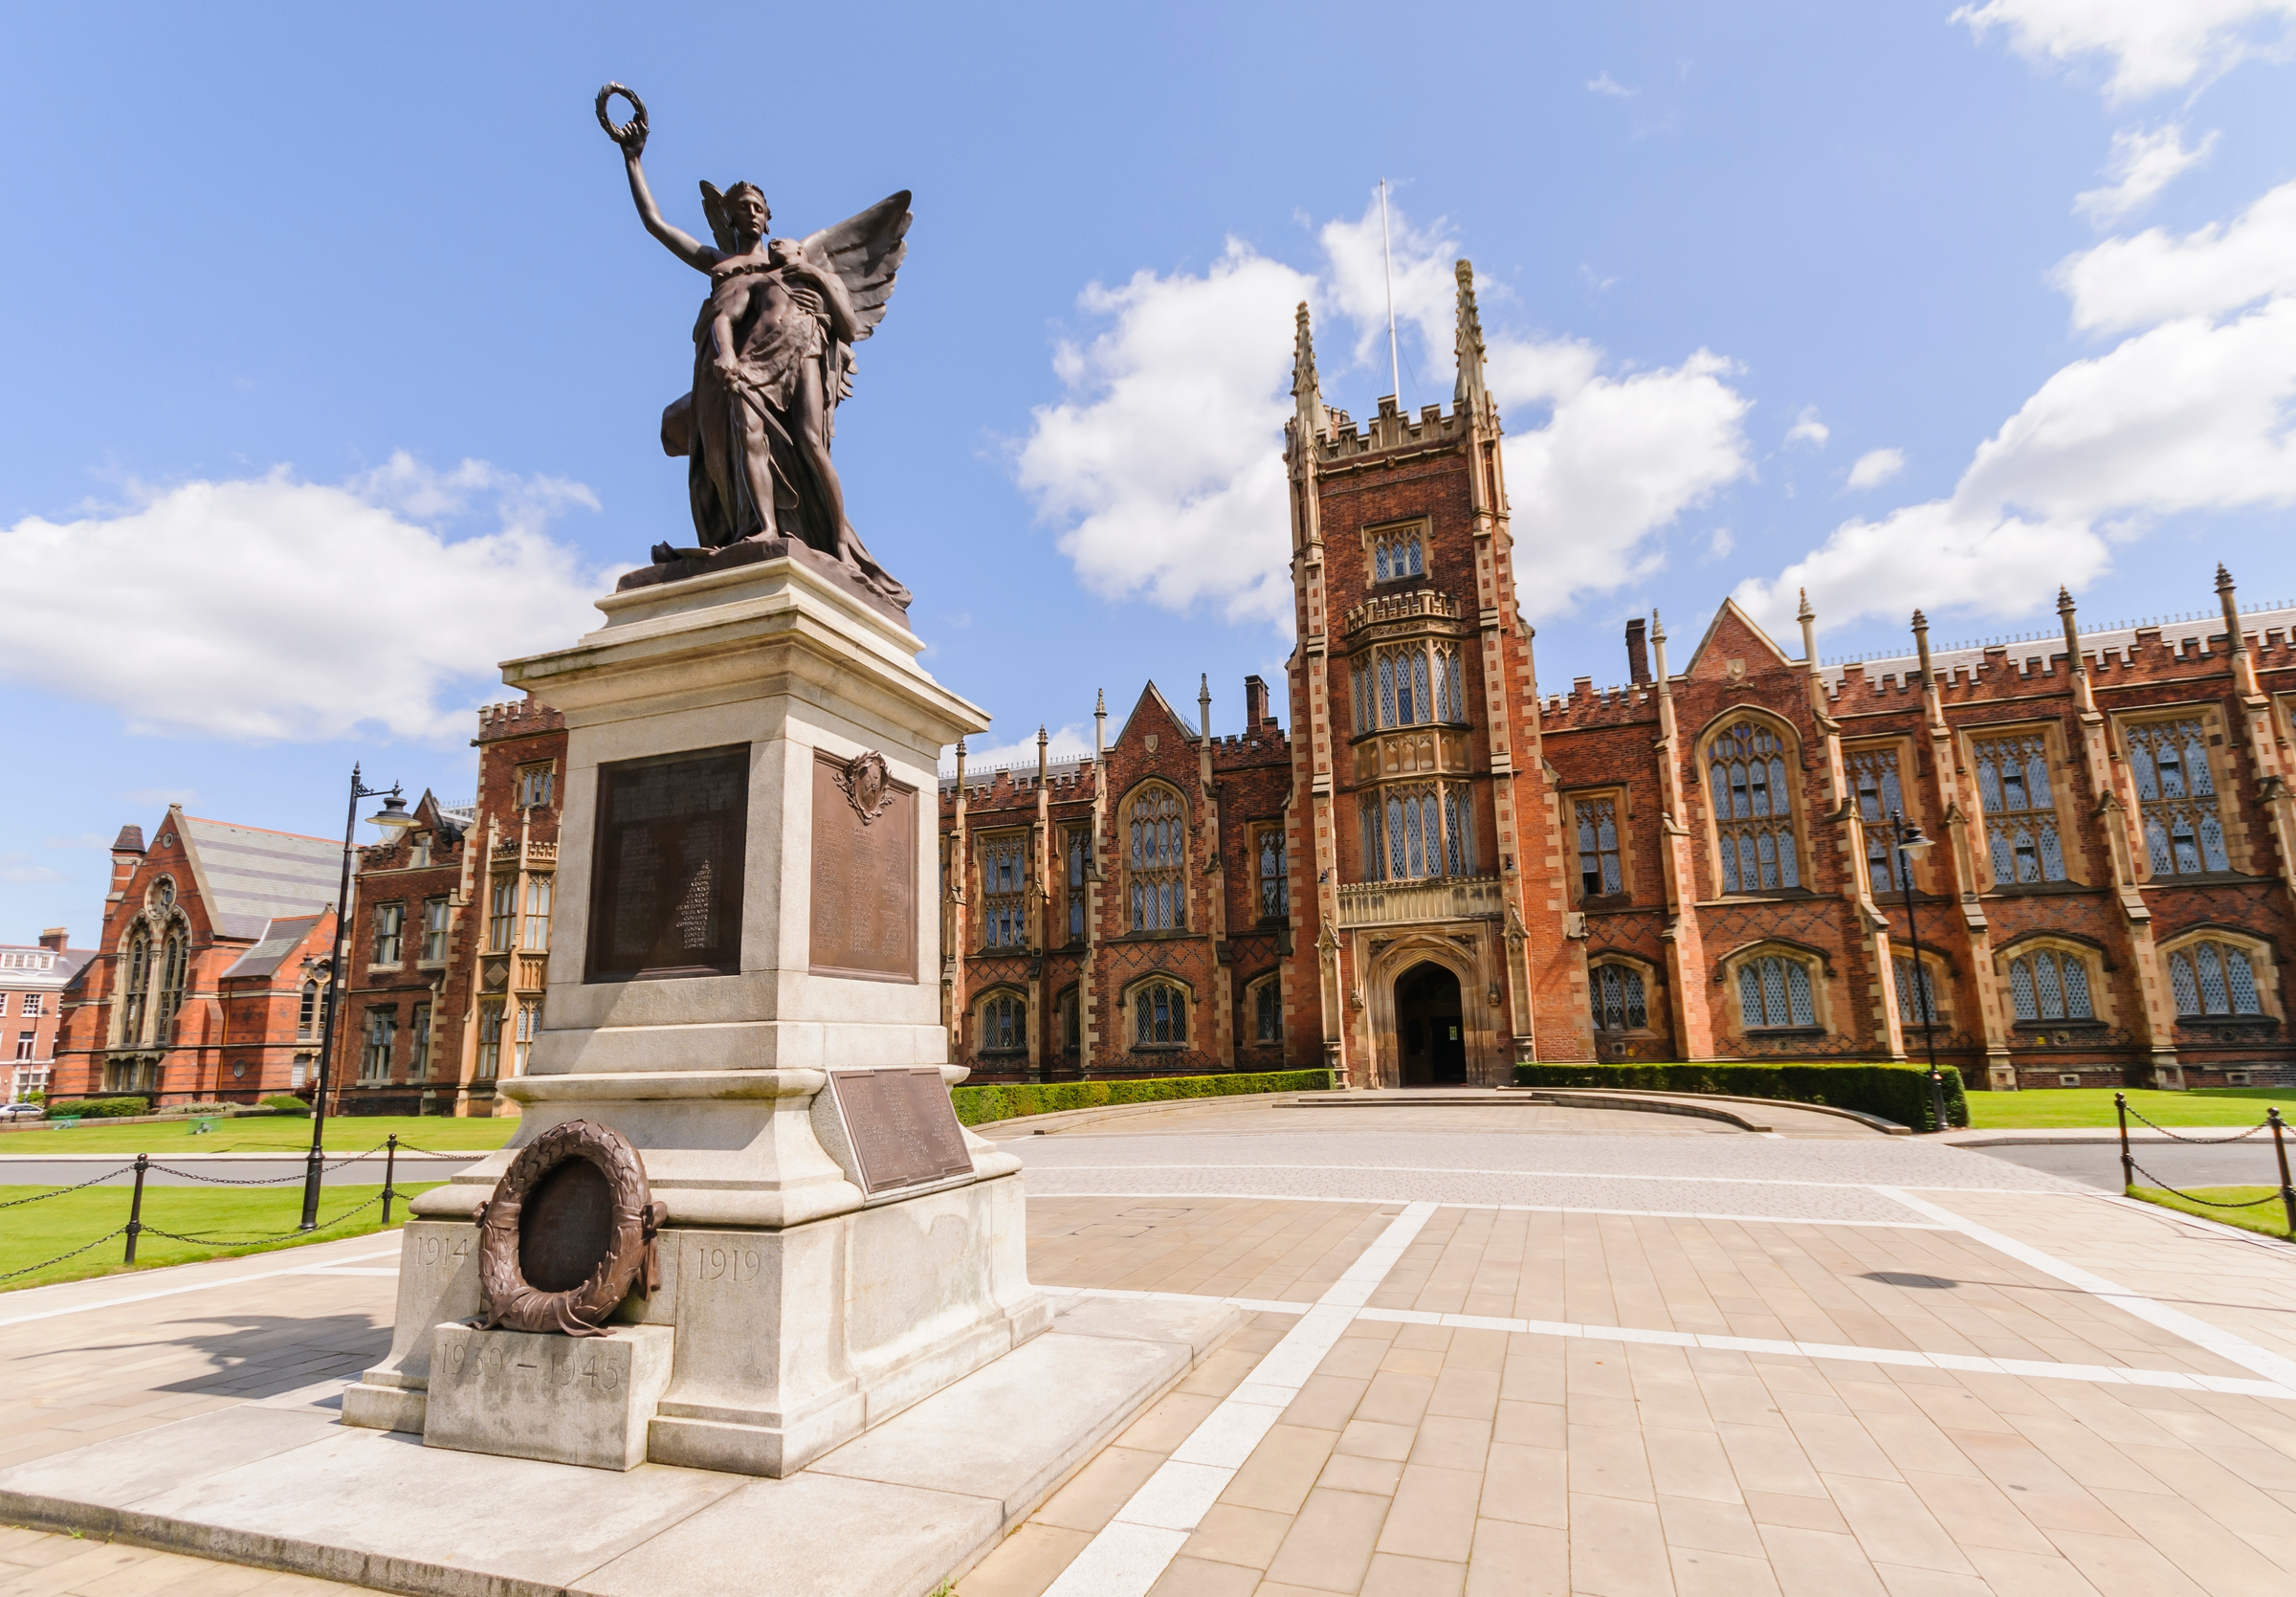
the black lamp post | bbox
[299,767,409,1231]
[1889,810,1950,1134]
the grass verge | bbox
[2126,1184,2295,1240]
[1,1182,442,1292]
[952,1069,1336,1126]
[1965,1087,2295,1130]
[0,1114,519,1157]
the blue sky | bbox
[6,2,2296,941]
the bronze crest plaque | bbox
[810,752,916,980]
[829,1067,974,1195]
[586,745,749,982]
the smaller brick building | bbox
[3,930,94,1102]
[50,811,342,1106]
[324,696,564,1116]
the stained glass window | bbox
[1711,722,1799,894]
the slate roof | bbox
[177,813,342,941]
[218,915,326,981]
[0,943,95,990]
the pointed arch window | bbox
[1133,980,1187,1048]
[119,924,152,1045]
[1066,828,1088,942]
[1372,530,1424,584]
[2127,720,2230,876]
[1589,964,1648,1032]
[1359,783,1473,882]
[1708,721,1800,894]
[1355,642,1468,732]
[2006,947,2094,1022]
[1251,975,1283,1044]
[1893,957,1940,1026]
[1974,734,2066,884]
[979,991,1026,1054]
[155,923,188,1039]
[1736,954,1818,1029]
[2166,940,2263,1018]
[980,833,1028,949]
[1126,787,1186,931]
[1849,748,1906,892]
[298,977,322,1040]
[1575,797,1623,898]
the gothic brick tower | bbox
[1283,264,1590,1086]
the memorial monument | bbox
[342,83,1047,1475]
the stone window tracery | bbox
[1133,980,1187,1048]
[155,924,188,1039]
[119,924,152,1045]
[513,999,541,1076]
[1372,529,1424,584]
[1126,787,1186,932]
[2007,947,2094,1022]
[1708,721,1800,894]
[1973,733,2066,885]
[1352,642,1467,732]
[475,998,504,1078]
[2126,720,2230,876]
[1066,828,1088,942]
[1590,964,1647,1032]
[1257,828,1289,920]
[409,1002,431,1078]
[487,878,516,952]
[1575,797,1623,898]
[2166,939,2263,1018]
[1893,956,1941,1026]
[1736,953,1818,1030]
[980,833,1028,949]
[297,977,320,1040]
[1849,748,1906,893]
[1251,975,1282,1044]
[1359,783,1474,881]
[979,990,1025,1054]
[520,877,553,951]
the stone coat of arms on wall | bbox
[831,751,898,825]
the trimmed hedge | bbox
[1512,1061,1967,1132]
[55,1097,153,1120]
[262,1095,313,1117]
[952,1069,1336,1127]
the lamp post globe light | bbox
[1888,810,1952,1135]
[300,768,414,1231]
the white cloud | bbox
[0,455,613,743]
[1016,195,1755,634]
[945,721,1094,774]
[1846,448,1907,489]
[1014,243,1312,630]
[1785,408,1830,448]
[1954,0,2296,102]
[1707,527,1736,560]
[2074,123,2218,226]
[2057,180,2296,333]
[1586,72,1636,98]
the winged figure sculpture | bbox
[600,84,912,604]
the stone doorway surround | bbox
[1393,962,1465,1086]
[1353,929,1504,1089]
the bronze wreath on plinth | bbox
[474,1119,667,1338]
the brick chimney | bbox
[38,927,67,950]
[1624,618,1650,686]
[1244,674,1272,726]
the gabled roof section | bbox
[1113,680,1201,748]
[218,915,326,981]
[1681,598,1798,682]
[176,809,341,941]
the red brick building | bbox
[3,930,94,1102]
[324,695,564,1116]
[939,264,2296,1092]
[50,810,342,1106]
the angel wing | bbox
[698,182,738,255]
[801,191,912,345]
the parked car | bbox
[0,1100,45,1120]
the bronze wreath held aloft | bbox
[474,1119,667,1339]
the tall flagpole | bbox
[1379,178,1401,403]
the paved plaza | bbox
[7,1096,2296,1595]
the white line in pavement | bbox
[1042,1202,1439,1597]
[1875,1187,2296,1391]
[1039,1283,2296,1405]
[1028,1187,1954,1229]
[1022,1161,2066,1195]
[0,1246,402,1328]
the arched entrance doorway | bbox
[1394,962,1466,1086]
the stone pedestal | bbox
[343,546,1044,1477]
[426,1323,675,1471]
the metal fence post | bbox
[124,1153,148,1264]
[382,1134,398,1227]
[2270,1107,2296,1238]
[2115,1092,2134,1194]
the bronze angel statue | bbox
[599,84,912,605]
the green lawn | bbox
[1,1181,443,1292]
[1964,1087,2295,1130]
[2128,1185,2296,1240]
[0,1113,519,1157]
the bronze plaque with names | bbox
[829,1068,974,1195]
[809,752,917,981]
[585,745,749,982]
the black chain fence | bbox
[2115,1092,2296,1236]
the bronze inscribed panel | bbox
[585,745,749,982]
[809,755,916,981]
[829,1068,974,1195]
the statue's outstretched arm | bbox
[623,146,717,272]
